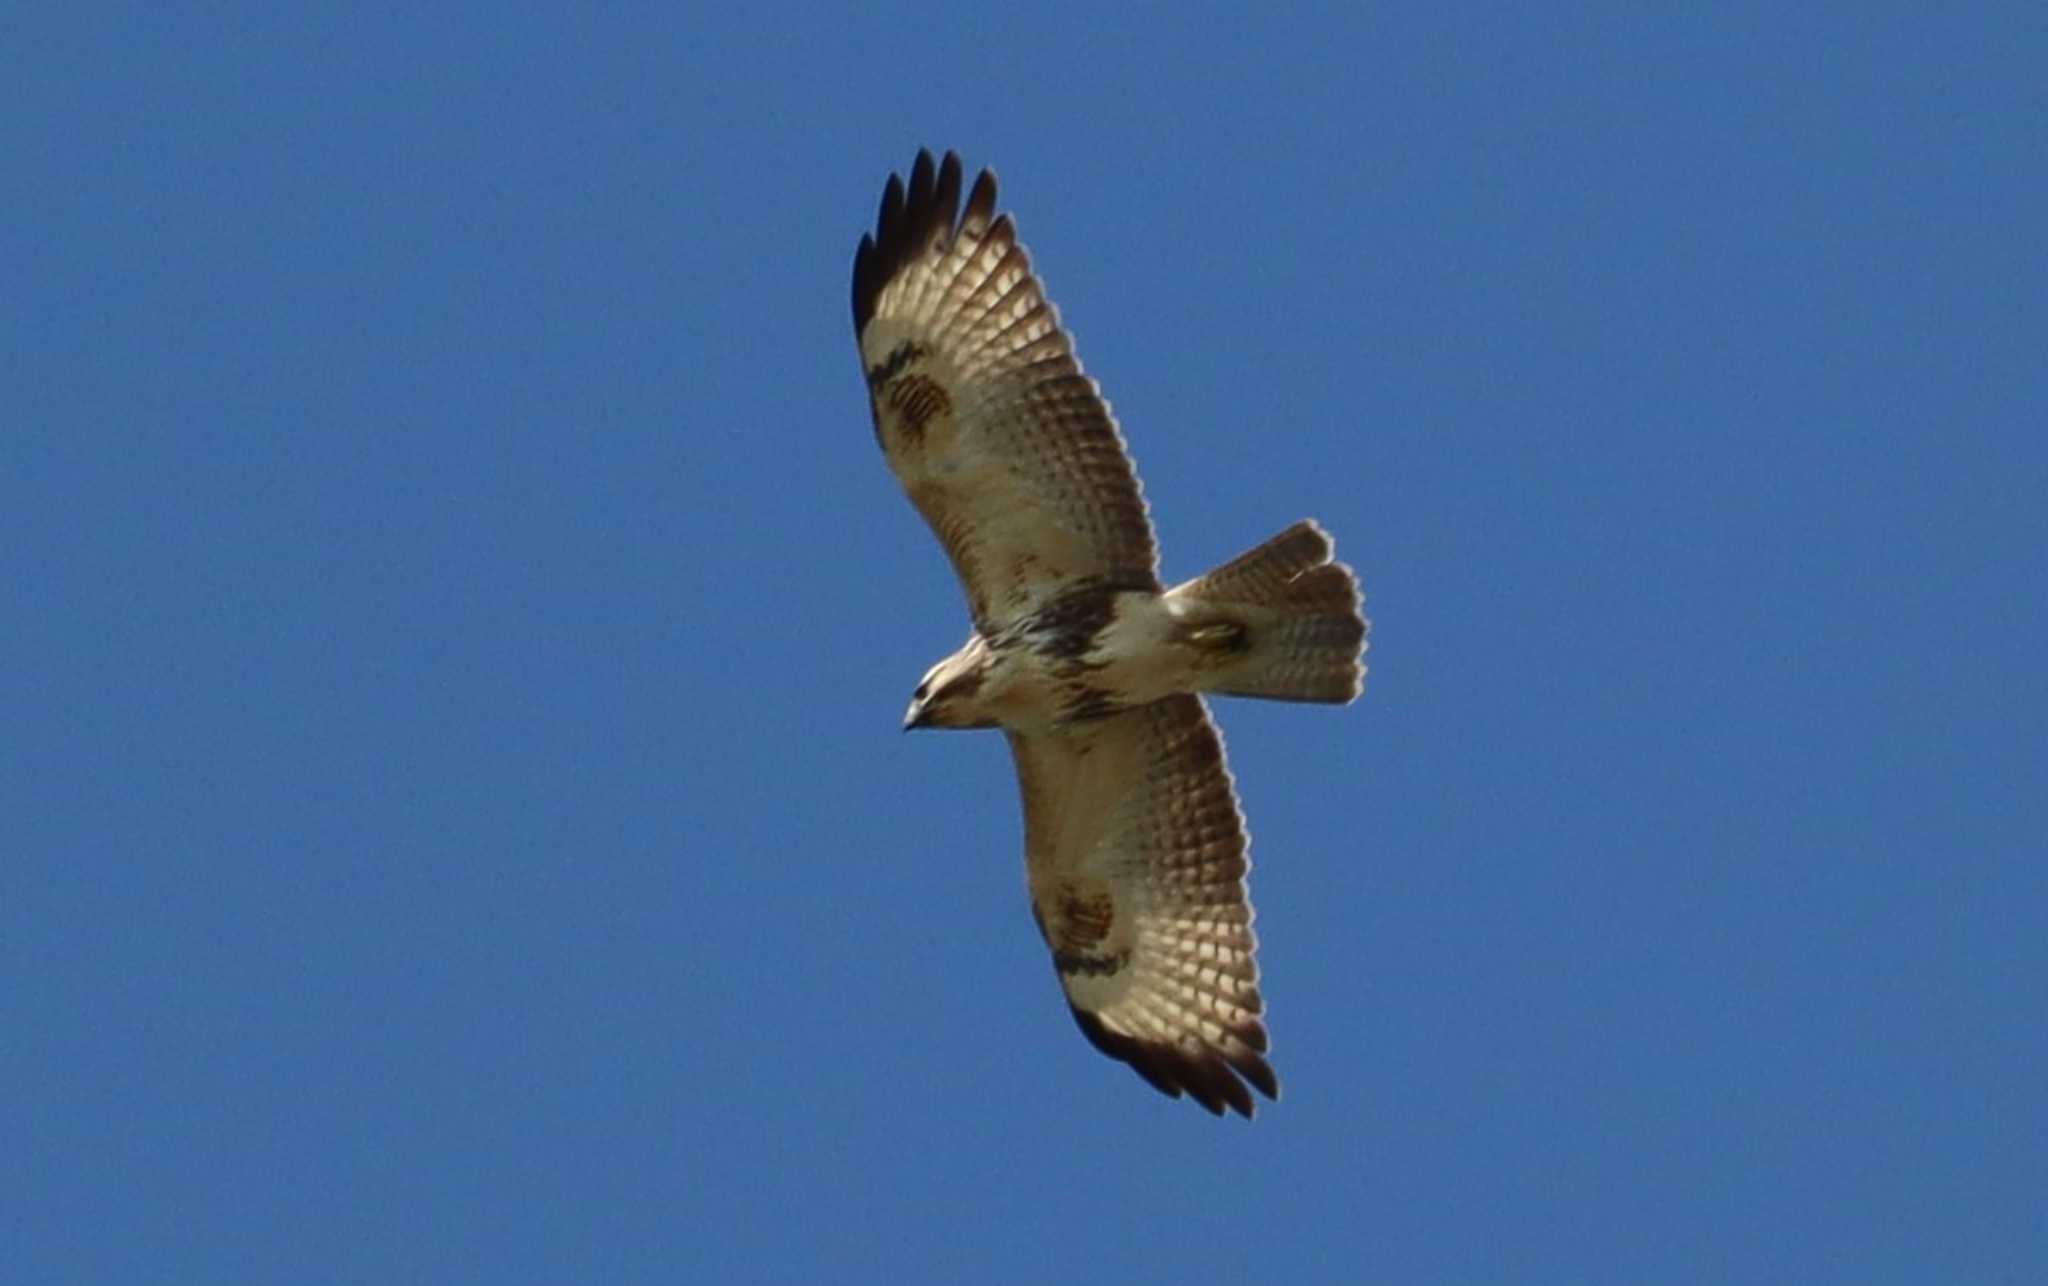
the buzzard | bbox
[852,150,1368,1117]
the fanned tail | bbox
[1171,520,1368,704]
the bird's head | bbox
[904,640,998,731]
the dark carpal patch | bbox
[864,338,927,390]
[1053,948,1128,978]
[864,340,932,446]
[883,372,949,444]
[1056,884,1116,945]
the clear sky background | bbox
[7,6,2044,1283]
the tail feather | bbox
[1193,521,1337,602]
[1173,520,1368,704]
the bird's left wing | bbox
[853,150,1160,634]
[1007,695,1278,1117]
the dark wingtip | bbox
[1230,1045,1280,1102]
[1068,1005,1275,1119]
[850,149,989,339]
[850,163,907,335]
[850,233,877,333]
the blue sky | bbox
[7,5,2044,1282]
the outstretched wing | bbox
[853,150,1160,634]
[1007,695,1277,1117]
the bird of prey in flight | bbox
[852,150,1368,1117]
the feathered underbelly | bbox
[981,591,1234,731]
